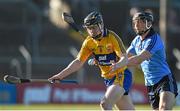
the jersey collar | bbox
[140,28,155,41]
[102,28,108,37]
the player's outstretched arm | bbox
[109,53,128,72]
[48,58,84,81]
[128,50,151,66]
[116,53,128,68]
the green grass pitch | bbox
[0,104,180,110]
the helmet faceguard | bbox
[132,12,154,35]
[83,11,104,39]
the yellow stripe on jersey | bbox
[77,29,127,79]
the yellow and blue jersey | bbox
[77,29,127,78]
[77,29,132,94]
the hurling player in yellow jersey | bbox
[49,11,134,110]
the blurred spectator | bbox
[49,0,70,29]
[167,8,180,81]
[167,8,180,34]
[130,7,140,17]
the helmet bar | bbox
[133,12,154,22]
[84,11,104,27]
[133,11,154,35]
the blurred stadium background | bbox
[0,0,180,110]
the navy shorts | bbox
[147,74,178,109]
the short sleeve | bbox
[144,35,163,55]
[127,39,137,55]
[77,39,92,62]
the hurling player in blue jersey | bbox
[112,11,178,110]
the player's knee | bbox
[159,103,172,110]
[100,100,107,109]
[100,97,112,110]
[159,105,167,110]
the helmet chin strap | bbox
[138,29,149,35]
[92,33,102,39]
[137,20,152,35]
[92,23,104,39]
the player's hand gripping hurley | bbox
[4,75,78,84]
